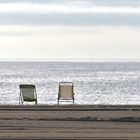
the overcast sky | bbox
[0,0,140,59]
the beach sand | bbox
[0,105,140,139]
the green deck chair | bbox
[58,82,75,104]
[19,84,37,105]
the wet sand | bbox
[0,105,140,139]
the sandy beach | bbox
[0,105,140,139]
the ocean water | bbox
[0,60,140,105]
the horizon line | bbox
[1,58,140,62]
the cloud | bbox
[0,3,140,14]
[0,1,140,26]
[0,13,139,26]
[0,0,140,7]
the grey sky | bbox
[0,13,139,26]
[0,0,140,59]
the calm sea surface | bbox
[0,61,140,105]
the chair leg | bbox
[35,100,37,105]
[19,94,21,105]
[58,97,60,105]
[19,98,20,105]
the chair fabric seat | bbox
[59,96,74,100]
[58,82,74,104]
[19,84,37,105]
[23,96,37,102]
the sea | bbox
[0,60,140,105]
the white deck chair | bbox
[58,82,74,104]
[19,84,37,105]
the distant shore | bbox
[1,105,140,139]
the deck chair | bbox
[58,82,74,104]
[19,84,37,105]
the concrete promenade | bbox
[0,105,140,139]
